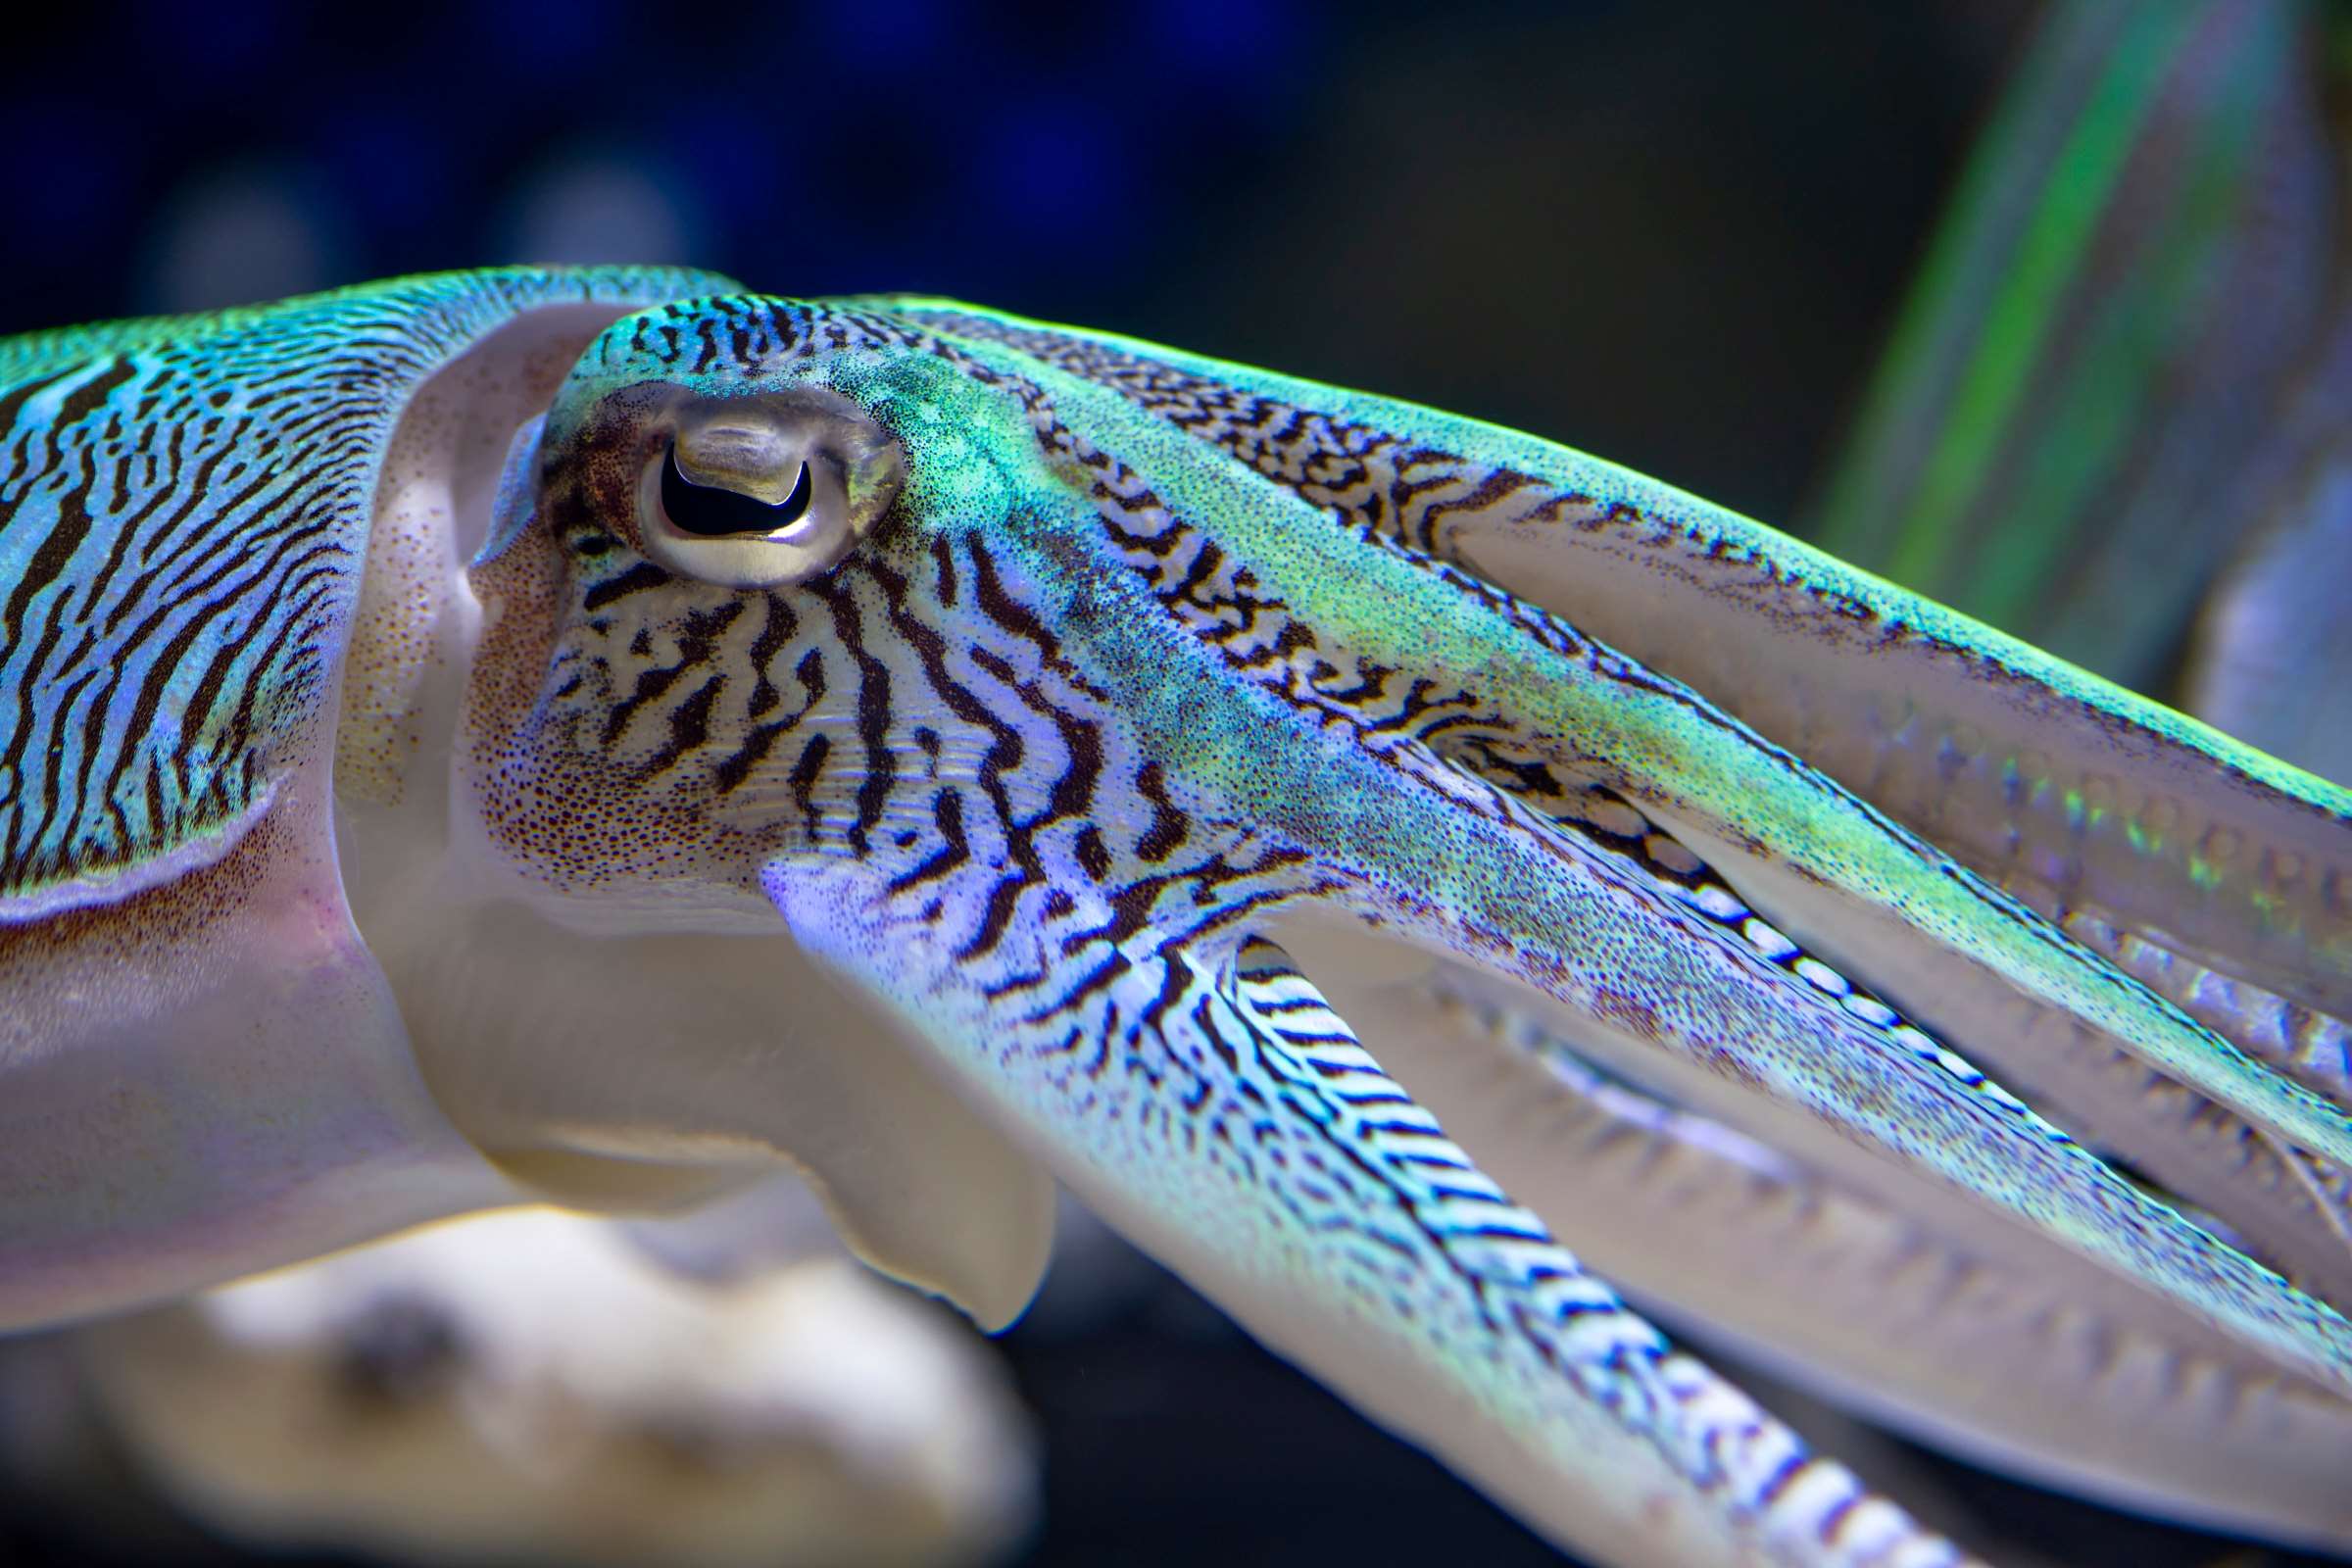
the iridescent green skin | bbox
[4,266,2351,1568]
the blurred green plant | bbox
[1811,0,2352,784]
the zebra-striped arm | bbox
[770,811,1976,1568]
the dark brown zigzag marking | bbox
[785,733,831,845]
[642,674,725,780]
[624,601,744,775]
[967,536,1060,665]
[1132,761,1189,864]
[968,644,1103,835]
[806,576,897,859]
[888,788,972,896]
[858,557,1040,959]
[713,643,825,798]
[742,595,799,722]
[581,561,671,612]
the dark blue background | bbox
[9,1,2023,527]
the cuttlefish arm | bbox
[881,298,2352,1070]
[881,299,2352,1138]
[780,880,1960,1568]
[1353,982,2352,1550]
[842,300,2352,1544]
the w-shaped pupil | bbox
[662,442,813,537]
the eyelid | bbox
[668,419,811,506]
[635,440,855,589]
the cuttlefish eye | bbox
[631,388,906,589]
[661,444,812,537]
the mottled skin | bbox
[4,267,2352,1568]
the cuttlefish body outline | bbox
[3,268,2349,1568]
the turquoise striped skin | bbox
[0,267,732,916]
[3,269,2351,1567]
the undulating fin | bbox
[0,268,733,1325]
[1804,0,2338,693]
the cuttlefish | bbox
[4,266,2349,1568]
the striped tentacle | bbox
[1396,975,2352,1550]
[770,855,1976,1568]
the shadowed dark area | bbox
[2,3,2334,1565]
[5,1,2024,531]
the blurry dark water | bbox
[1,3,2330,1565]
[5,0,2030,530]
